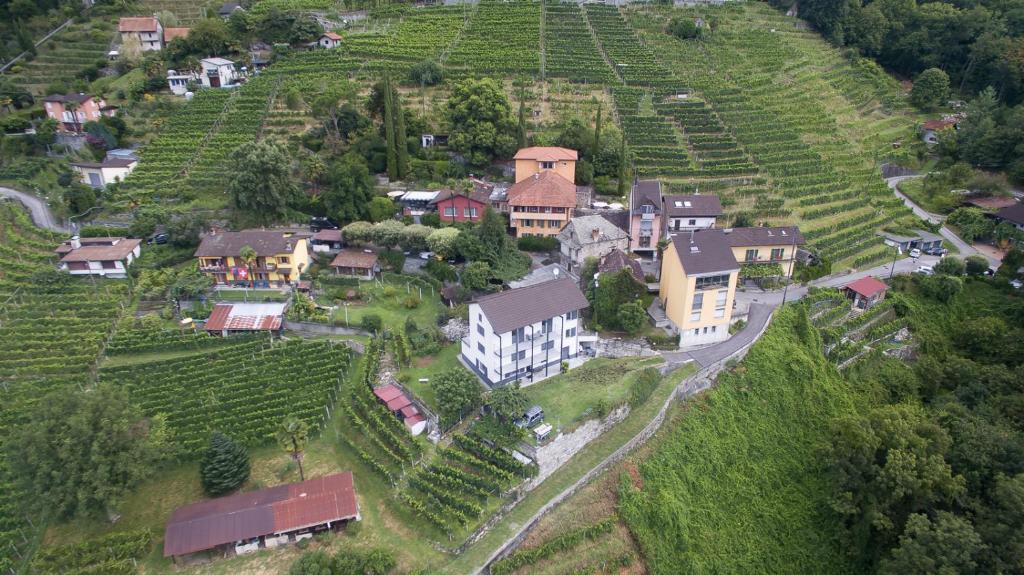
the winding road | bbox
[0,186,67,232]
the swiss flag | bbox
[233,267,249,280]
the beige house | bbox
[70,157,137,188]
[513,147,577,183]
[195,230,310,286]
[507,171,576,238]
[659,230,740,348]
[722,226,805,277]
[119,17,163,51]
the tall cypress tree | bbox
[383,74,398,181]
[593,102,602,161]
[394,88,409,180]
[617,135,629,197]
[517,97,528,149]
[200,432,251,496]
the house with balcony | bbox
[55,236,141,278]
[507,172,576,238]
[194,230,309,287]
[557,214,629,273]
[628,180,663,255]
[658,230,740,347]
[42,93,116,133]
[722,226,805,278]
[512,147,578,183]
[663,194,722,236]
[461,277,589,387]
[429,189,490,223]
[119,17,163,51]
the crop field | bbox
[99,337,352,454]
[542,2,616,83]
[249,0,342,16]
[0,202,130,574]
[619,306,867,575]
[447,0,541,77]
[345,6,469,65]
[139,0,209,24]
[7,19,115,96]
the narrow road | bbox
[887,175,941,224]
[0,186,67,232]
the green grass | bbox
[618,307,869,575]
[211,287,291,302]
[324,279,443,331]
[896,177,959,215]
[398,343,462,412]
[522,357,664,429]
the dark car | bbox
[309,216,339,232]
[514,405,544,429]
[923,247,948,256]
[147,232,169,245]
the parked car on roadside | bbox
[924,247,948,256]
[909,248,922,258]
[916,265,934,275]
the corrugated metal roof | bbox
[204,303,285,332]
[164,472,358,557]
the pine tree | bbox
[394,88,410,180]
[200,432,251,496]
[383,75,398,181]
[593,102,602,160]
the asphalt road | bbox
[0,186,66,232]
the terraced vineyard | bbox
[0,202,130,574]
[612,87,694,177]
[6,19,115,96]
[99,337,352,454]
[584,4,678,88]
[345,6,469,66]
[542,2,616,83]
[447,0,541,77]
[139,0,209,24]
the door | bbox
[210,74,220,88]
[88,172,102,188]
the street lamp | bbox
[592,273,600,326]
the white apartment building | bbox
[461,277,589,387]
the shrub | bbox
[200,432,250,496]
[361,314,383,333]
[425,258,457,282]
[517,235,559,252]
[378,250,405,272]
[933,257,965,276]
[629,367,662,407]
[964,255,989,276]
[403,296,420,309]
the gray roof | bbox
[599,249,644,283]
[912,229,943,242]
[475,278,589,334]
[722,226,805,247]
[557,215,628,249]
[508,264,574,289]
[664,194,723,218]
[670,230,740,275]
[195,231,303,257]
[996,202,1024,225]
[631,180,662,214]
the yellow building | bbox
[195,230,310,287]
[512,147,577,183]
[659,230,740,347]
[722,226,805,277]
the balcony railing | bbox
[641,213,655,220]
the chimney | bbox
[591,228,600,241]
[553,267,559,277]
[70,236,81,249]
[285,241,293,252]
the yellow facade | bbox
[199,239,309,285]
[730,244,797,277]
[659,242,739,337]
[510,210,571,237]
[514,158,576,184]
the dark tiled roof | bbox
[475,277,589,334]
[996,202,1024,225]
[194,231,303,257]
[722,226,805,247]
[600,210,630,234]
[599,249,644,283]
[631,180,662,214]
[664,195,722,218]
[670,230,739,275]
[163,472,357,557]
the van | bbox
[515,405,544,429]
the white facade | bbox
[167,70,199,96]
[71,160,137,188]
[200,58,239,88]
[666,215,717,234]
[59,244,140,278]
[462,304,583,387]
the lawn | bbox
[211,287,291,302]
[320,277,443,331]
[398,342,463,412]
[522,357,665,429]
[896,177,958,215]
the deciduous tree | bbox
[447,78,518,166]
[433,368,483,424]
[227,141,298,224]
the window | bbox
[101,260,117,269]
[549,220,560,228]
[541,341,554,351]
[541,319,553,333]
[711,326,717,333]
[477,343,485,354]
[553,207,566,213]
[279,256,290,264]
[716,290,728,306]
[688,219,696,226]
[522,219,534,227]
[692,293,703,310]
[565,327,576,337]
[641,204,654,214]
[566,310,578,320]
[518,350,527,360]
[528,206,539,213]
[540,161,554,169]
[478,313,482,322]
[464,207,478,218]
[444,207,456,217]
[690,311,701,322]
[703,327,709,334]
[693,329,700,336]
[695,274,731,290]
[640,236,651,247]
[672,219,682,231]
[745,249,758,262]
[714,308,726,318]
[771,248,785,260]
[477,325,485,336]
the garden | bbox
[314,273,446,332]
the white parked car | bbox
[419,251,434,260]
[1010,279,1022,290]
[915,265,934,275]
[909,248,921,258]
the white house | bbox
[69,157,138,188]
[200,58,239,88]
[118,17,163,51]
[317,32,342,49]
[55,236,141,278]
[461,277,589,388]
[167,69,200,96]
[664,194,722,235]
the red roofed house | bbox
[119,17,164,51]
[330,249,378,280]
[513,146,578,183]
[42,93,115,133]
[317,32,342,49]
[921,119,957,145]
[372,384,427,435]
[508,171,577,239]
[843,277,888,310]
[164,472,359,560]
[204,302,286,336]
[429,189,490,223]
[163,27,190,44]
[55,236,141,278]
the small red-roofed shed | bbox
[843,276,888,310]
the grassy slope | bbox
[619,308,869,575]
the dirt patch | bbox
[414,356,436,368]
[626,462,644,490]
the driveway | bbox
[0,186,66,232]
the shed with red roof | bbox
[372,384,427,436]
[843,277,888,310]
